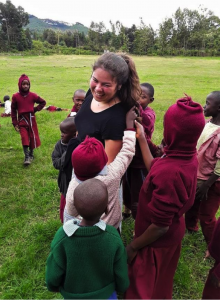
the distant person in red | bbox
[11,74,46,166]
[185,91,220,247]
[67,89,86,117]
[202,217,220,299]
[124,96,205,299]
[44,106,68,112]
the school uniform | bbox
[11,75,46,149]
[185,122,220,244]
[67,104,78,117]
[123,105,156,219]
[125,97,205,299]
[202,218,220,299]
[140,106,155,139]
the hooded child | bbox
[52,117,77,223]
[11,74,46,165]
[46,178,129,299]
[185,91,220,246]
[124,96,205,299]
[64,107,137,230]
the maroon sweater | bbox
[135,155,198,247]
[11,92,46,126]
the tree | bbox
[0,0,29,50]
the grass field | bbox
[0,55,220,299]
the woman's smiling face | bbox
[90,68,118,103]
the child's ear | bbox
[150,97,154,103]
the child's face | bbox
[21,80,30,92]
[73,92,85,111]
[203,94,220,118]
[139,87,153,109]
[60,123,76,144]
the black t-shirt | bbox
[75,94,126,144]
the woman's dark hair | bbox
[93,52,141,109]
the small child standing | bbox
[123,83,156,219]
[11,74,46,165]
[125,96,205,299]
[52,117,77,223]
[68,89,86,117]
[202,217,220,299]
[138,83,155,139]
[46,178,129,299]
[185,91,220,246]
[1,95,11,117]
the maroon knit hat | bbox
[72,136,108,181]
[163,95,205,157]
[18,74,30,93]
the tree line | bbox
[1,0,220,56]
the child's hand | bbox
[195,182,209,202]
[126,243,138,264]
[126,106,137,129]
[136,116,142,124]
[135,120,145,140]
[14,125,20,132]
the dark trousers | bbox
[123,167,148,219]
[185,180,220,244]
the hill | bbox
[26,15,89,34]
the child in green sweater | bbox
[46,178,129,299]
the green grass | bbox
[0,55,220,299]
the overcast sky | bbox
[2,0,220,30]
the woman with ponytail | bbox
[75,52,141,163]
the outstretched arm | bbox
[135,120,154,171]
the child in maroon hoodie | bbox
[125,96,205,299]
[202,217,220,299]
[11,74,46,165]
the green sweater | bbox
[46,225,129,299]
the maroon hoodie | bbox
[135,96,205,247]
[11,74,46,126]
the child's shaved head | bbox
[209,91,220,104]
[60,117,76,132]
[74,179,108,221]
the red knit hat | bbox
[72,136,108,181]
[164,95,205,157]
[18,74,30,93]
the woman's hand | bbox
[126,106,137,129]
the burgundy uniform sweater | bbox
[135,155,198,247]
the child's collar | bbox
[75,165,108,184]
[63,219,106,236]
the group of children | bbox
[4,73,220,299]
